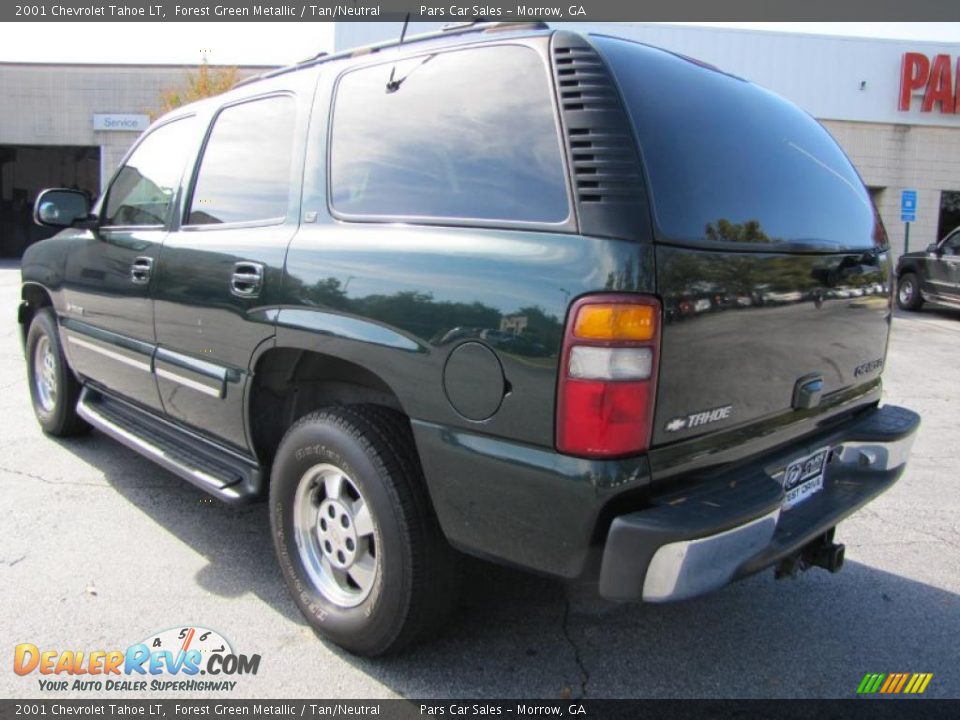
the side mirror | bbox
[33,189,92,228]
[926,243,941,256]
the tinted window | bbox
[943,231,960,256]
[103,117,196,227]
[187,96,296,225]
[594,36,879,251]
[330,46,568,223]
[937,190,960,242]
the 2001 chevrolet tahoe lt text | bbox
[19,23,920,656]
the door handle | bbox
[130,256,153,285]
[230,262,264,298]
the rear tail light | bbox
[556,294,661,458]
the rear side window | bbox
[102,117,196,227]
[330,45,569,224]
[593,35,878,251]
[187,96,296,225]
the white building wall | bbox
[822,121,960,256]
[0,63,267,189]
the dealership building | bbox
[0,62,267,256]
[1,22,958,258]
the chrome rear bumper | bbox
[598,404,920,603]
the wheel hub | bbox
[33,336,57,413]
[293,463,378,608]
[899,281,914,303]
[316,498,359,569]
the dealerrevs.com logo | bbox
[13,626,261,692]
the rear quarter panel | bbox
[280,224,652,447]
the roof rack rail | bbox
[441,19,483,31]
[233,51,328,89]
[233,21,550,90]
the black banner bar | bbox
[3,0,960,22]
[2,700,960,720]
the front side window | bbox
[330,45,569,224]
[102,117,196,227]
[942,231,960,256]
[187,96,297,225]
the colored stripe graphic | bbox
[857,673,885,694]
[894,673,910,693]
[857,672,932,694]
[880,674,897,693]
[905,673,933,694]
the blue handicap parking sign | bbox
[901,190,917,222]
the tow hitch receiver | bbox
[775,528,845,579]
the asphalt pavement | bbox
[1,260,957,699]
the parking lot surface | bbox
[1,261,958,699]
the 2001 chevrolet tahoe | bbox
[19,22,920,656]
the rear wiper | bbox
[386,14,411,93]
[386,54,437,93]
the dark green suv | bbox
[895,226,960,311]
[20,23,920,656]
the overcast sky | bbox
[0,22,956,67]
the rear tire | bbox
[269,405,460,656]
[897,273,924,311]
[25,308,90,437]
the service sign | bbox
[92,113,150,131]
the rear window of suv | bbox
[593,35,879,251]
[329,45,569,225]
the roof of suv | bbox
[234,20,553,90]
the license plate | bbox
[781,446,830,510]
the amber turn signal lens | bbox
[573,304,656,341]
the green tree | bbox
[154,57,240,117]
[705,218,777,244]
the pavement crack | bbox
[0,464,106,488]
[2,554,26,567]
[561,596,590,699]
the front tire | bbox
[269,405,460,656]
[25,308,89,437]
[897,273,924,311]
